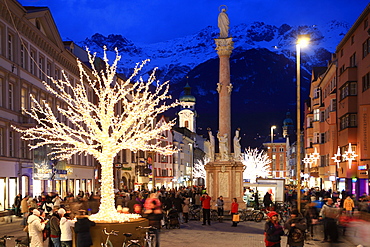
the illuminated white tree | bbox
[193,157,209,184]
[12,49,178,223]
[242,148,271,183]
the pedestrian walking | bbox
[217,196,224,222]
[264,211,284,247]
[284,210,307,247]
[319,198,340,243]
[343,195,355,217]
[200,193,211,225]
[143,193,162,247]
[182,197,190,223]
[263,191,273,210]
[230,198,239,227]
[14,193,22,217]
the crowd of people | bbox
[12,185,370,247]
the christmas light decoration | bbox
[310,147,320,161]
[303,154,313,168]
[242,148,271,183]
[331,146,341,168]
[343,143,358,169]
[12,48,179,223]
[193,157,209,184]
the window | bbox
[8,82,14,110]
[9,131,14,157]
[279,163,283,171]
[365,18,369,29]
[8,33,13,61]
[39,56,45,80]
[279,147,284,152]
[340,113,357,130]
[55,67,60,80]
[0,78,2,107]
[330,99,337,111]
[363,72,370,92]
[320,111,325,122]
[161,169,168,177]
[30,50,36,75]
[349,53,356,67]
[351,36,355,45]
[363,38,370,58]
[340,82,357,100]
[313,109,320,121]
[46,62,51,84]
[20,44,27,69]
[21,87,27,113]
[320,133,325,143]
[0,127,3,156]
[272,147,276,152]
[314,132,320,144]
[313,88,320,99]
[272,160,276,170]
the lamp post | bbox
[296,34,310,212]
[271,125,276,143]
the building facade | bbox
[304,4,370,196]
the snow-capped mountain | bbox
[77,20,350,148]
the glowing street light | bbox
[271,125,276,143]
[296,34,310,212]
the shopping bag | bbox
[232,214,240,222]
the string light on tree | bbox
[242,148,271,183]
[331,146,341,168]
[192,157,209,184]
[342,143,358,169]
[12,48,179,223]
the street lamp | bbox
[271,125,276,143]
[296,34,310,212]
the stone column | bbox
[215,37,234,151]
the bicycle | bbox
[0,235,14,247]
[14,236,29,247]
[101,228,118,247]
[122,232,141,247]
[189,205,201,221]
[210,209,219,221]
[137,226,157,247]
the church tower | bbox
[283,111,294,138]
[178,83,196,132]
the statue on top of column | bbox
[217,132,229,161]
[233,128,241,160]
[218,5,230,38]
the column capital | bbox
[215,37,234,56]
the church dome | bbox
[283,112,294,126]
[179,83,196,103]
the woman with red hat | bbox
[264,211,284,247]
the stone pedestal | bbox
[205,160,244,210]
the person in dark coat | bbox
[74,211,96,247]
[263,192,273,209]
[284,210,307,247]
[264,211,284,247]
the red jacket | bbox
[200,195,211,209]
[231,202,238,213]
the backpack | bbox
[289,227,304,243]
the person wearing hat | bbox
[284,210,307,247]
[264,211,284,247]
[27,209,49,247]
[74,210,96,247]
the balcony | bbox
[339,67,357,84]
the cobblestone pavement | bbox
[0,216,365,247]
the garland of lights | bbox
[12,48,179,223]
[193,157,209,184]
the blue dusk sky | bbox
[18,0,369,44]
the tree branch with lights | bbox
[193,157,209,184]
[242,148,271,183]
[13,48,179,222]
